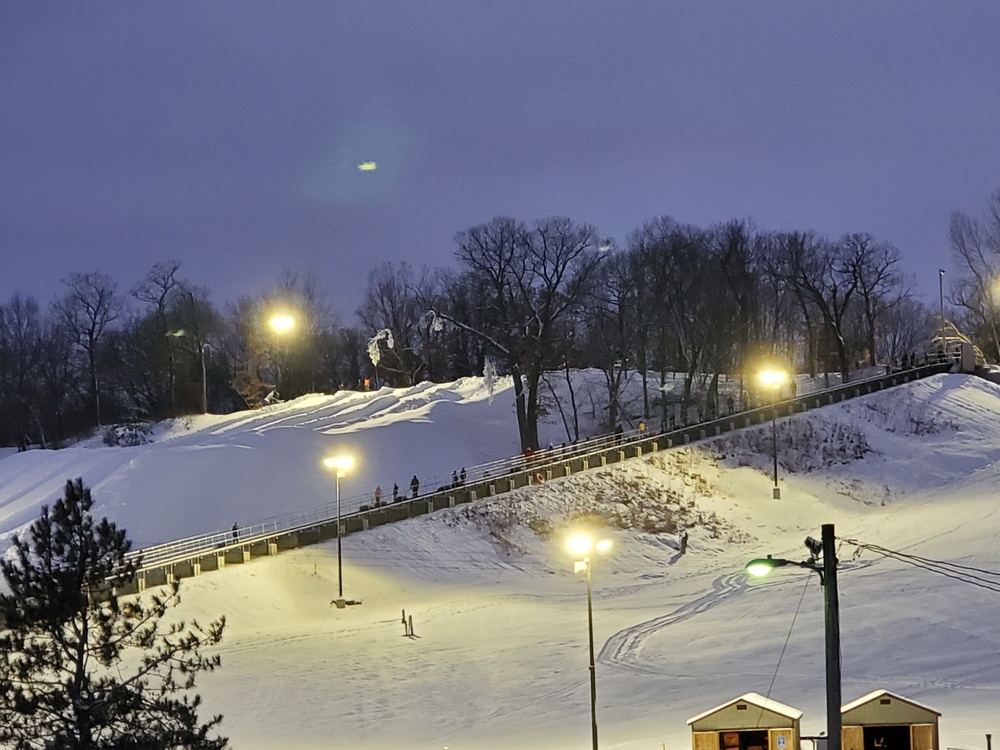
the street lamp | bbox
[166,330,211,414]
[568,533,612,750]
[267,311,297,394]
[938,269,946,361]
[165,329,185,415]
[268,311,296,336]
[758,368,787,499]
[745,524,841,750]
[323,454,354,607]
[198,342,212,414]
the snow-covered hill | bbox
[0,375,554,549]
[1,371,998,750]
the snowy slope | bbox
[1,372,999,749]
[0,376,553,548]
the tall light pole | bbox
[746,524,841,750]
[758,368,788,499]
[165,329,185,415]
[938,269,946,360]
[268,311,297,394]
[199,343,210,414]
[568,533,612,750]
[166,329,211,413]
[323,454,354,607]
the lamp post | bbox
[165,329,184,415]
[568,533,612,750]
[938,269,946,361]
[746,524,841,750]
[166,329,211,414]
[268,311,297,394]
[198,342,211,414]
[758,368,787,499]
[323,454,354,607]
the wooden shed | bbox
[841,690,940,750]
[688,692,802,750]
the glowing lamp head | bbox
[568,535,593,557]
[269,313,296,335]
[358,161,377,172]
[758,369,788,389]
[568,534,611,558]
[745,556,778,577]
[323,455,354,476]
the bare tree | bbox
[439,216,604,451]
[582,251,638,431]
[0,294,47,448]
[949,191,1000,361]
[53,272,124,426]
[172,283,222,413]
[629,217,684,423]
[132,261,181,415]
[624,246,656,420]
[222,296,272,409]
[774,233,859,380]
[842,233,908,366]
[632,220,728,408]
[357,262,426,386]
[416,268,486,381]
[879,297,934,365]
[270,270,336,396]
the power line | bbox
[760,572,813,723]
[841,538,1000,594]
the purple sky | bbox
[2,2,999,320]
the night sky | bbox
[3,2,999,319]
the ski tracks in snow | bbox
[599,570,750,676]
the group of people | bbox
[370,468,472,506]
[371,475,422,507]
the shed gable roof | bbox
[687,692,804,725]
[841,690,940,716]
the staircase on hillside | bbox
[120,359,963,594]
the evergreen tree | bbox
[0,479,227,749]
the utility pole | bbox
[746,525,842,750]
[822,523,842,750]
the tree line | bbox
[4,196,999,453]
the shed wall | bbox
[911,723,936,750]
[770,728,795,750]
[691,726,801,750]
[693,731,717,750]
[843,726,863,750]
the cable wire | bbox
[759,571,813,724]
[841,538,1000,593]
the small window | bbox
[879,699,891,705]
[737,704,748,711]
